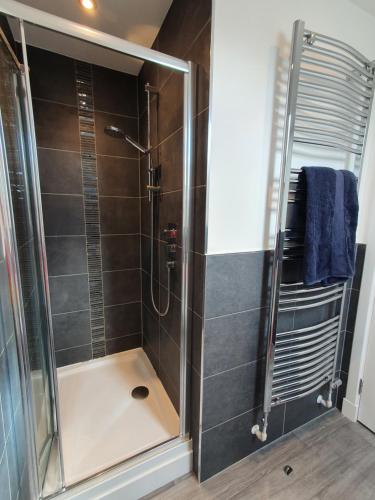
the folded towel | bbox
[299,166,358,286]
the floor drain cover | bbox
[131,386,149,399]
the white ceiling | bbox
[350,0,375,17]
[8,0,173,74]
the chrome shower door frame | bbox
[1,0,196,494]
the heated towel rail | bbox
[252,20,375,442]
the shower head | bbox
[104,125,149,154]
[104,125,125,139]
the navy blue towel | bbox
[299,166,359,286]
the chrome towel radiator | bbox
[252,20,375,442]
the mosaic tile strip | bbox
[75,61,105,358]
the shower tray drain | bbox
[131,386,149,399]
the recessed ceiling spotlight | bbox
[79,0,96,10]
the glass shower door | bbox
[0,31,56,491]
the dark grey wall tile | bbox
[103,269,141,306]
[29,47,76,105]
[192,186,206,255]
[104,302,141,339]
[346,289,360,334]
[142,270,160,314]
[194,110,208,187]
[95,112,138,157]
[46,236,87,276]
[92,65,138,117]
[99,197,139,235]
[159,191,182,246]
[38,148,82,194]
[191,311,203,375]
[283,384,334,434]
[55,344,92,367]
[200,403,285,482]
[202,360,263,431]
[160,326,180,391]
[106,333,142,355]
[42,194,85,236]
[143,304,160,370]
[159,363,180,413]
[189,251,205,317]
[34,99,79,151]
[352,244,366,291]
[52,310,91,350]
[49,274,89,314]
[159,129,182,192]
[101,234,140,271]
[158,72,183,143]
[204,307,268,377]
[97,155,139,197]
[160,290,181,346]
[186,21,211,114]
[205,251,271,319]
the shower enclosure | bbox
[0,2,196,498]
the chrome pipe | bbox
[272,372,332,399]
[273,365,333,391]
[271,378,333,406]
[294,125,364,147]
[293,136,361,155]
[296,102,367,127]
[275,328,338,353]
[295,113,366,137]
[275,336,337,361]
[303,44,374,79]
[274,352,335,378]
[276,323,340,344]
[297,92,369,119]
[279,293,343,311]
[299,69,373,98]
[301,55,374,89]
[280,285,343,295]
[275,343,336,369]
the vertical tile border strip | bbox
[75,61,105,358]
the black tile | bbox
[142,269,160,314]
[205,251,271,319]
[103,269,141,306]
[38,148,82,194]
[101,234,140,271]
[159,242,182,299]
[336,371,348,411]
[352,244,366,291]
[194,109,208,187]
[28,47,76,105]
[191,366,201,474]
[157,0,211,62]
[99,197,140,235]
[143,304,160,370]
[52,310,91,350]
[189,251,205,317]
[191,311,203,374]
[192,186,206,255]
[186,21,211,115]
[55,344,92,367]
[141,197,151,237]
[159,129,182,192]
[33,99,79,151]
[46,236,87,276]
[158,72,184,142]
[106,333,142,355]
[200,404,285,481]
[202,359,263,431]
[160,290,181,346]
[49,274,89,314]
[204,308,268,377]
[95,112,138,157]
[283,383,334,433]
[341,331,354,373]
[346,289,360,334]
[92,65,138,116]
[42,194,85,236]
[97,155,139,197]
[159,363,180,414]
[160,326,180,390]
[104,302,141,339]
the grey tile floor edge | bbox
[146,410,375,500]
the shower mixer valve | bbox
[164,224,177,269]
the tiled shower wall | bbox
[138,0,211,412]
[194,248,365,481]
[30,47,142,366]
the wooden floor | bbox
[148,411,375,500]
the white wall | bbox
[207,0,375,255]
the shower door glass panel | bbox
[0,34,54,485]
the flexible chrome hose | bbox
[149,188,171,317]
